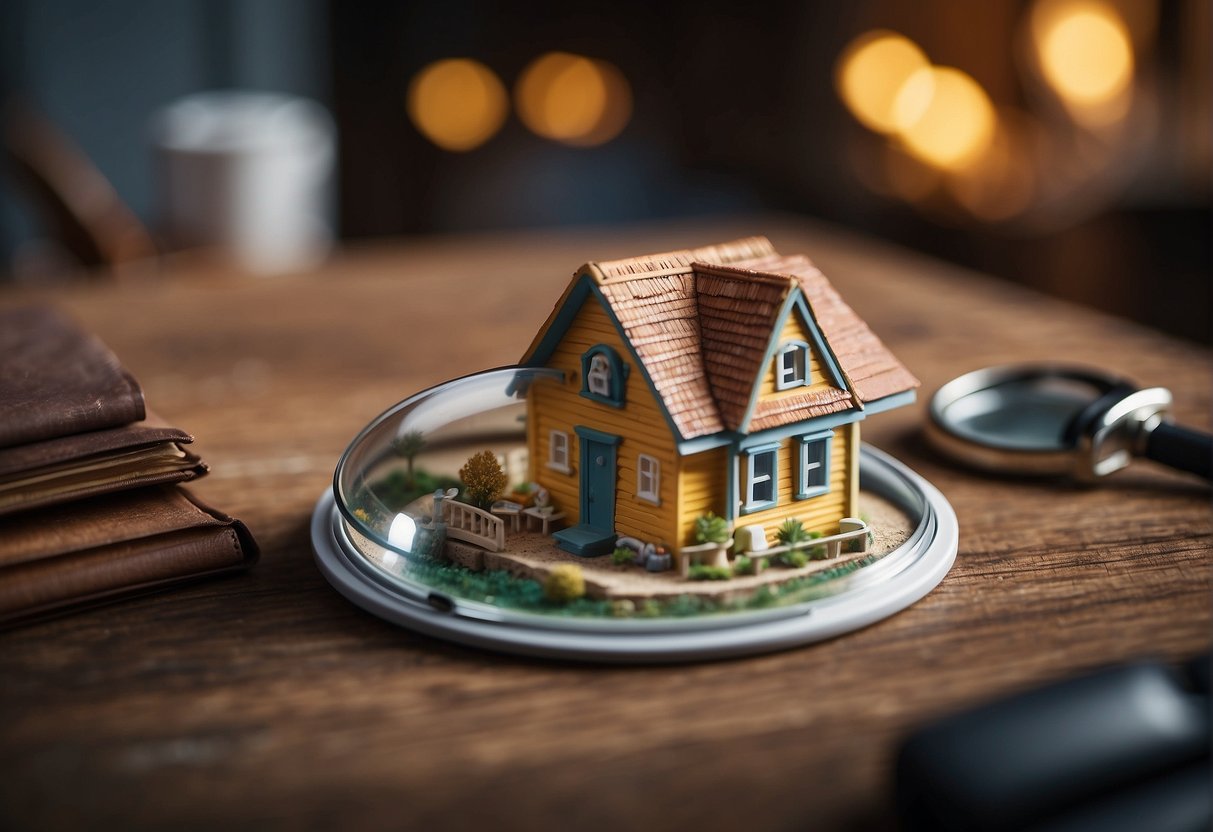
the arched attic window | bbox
[580,345,627,407]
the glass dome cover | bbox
[322,367,957,651]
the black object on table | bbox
[895,655,1211,832]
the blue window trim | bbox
[740,441,780,515]
[774,340,810,390]
[579,344,629,408]
[796,430,833,500]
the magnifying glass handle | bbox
[1145,422,1213,481]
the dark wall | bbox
[0,0,329,261]
[3,1,1208,342]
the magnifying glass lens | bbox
[942,377,1108,451]
[930,365,1211,482]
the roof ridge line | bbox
[592,262,694,285]
[691,261,799,288]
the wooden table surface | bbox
[1,216,1209,831]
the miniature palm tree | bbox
[775,518,810,567]
[458,450,507,509]
[392,430,426,486]
[776,518,809,546]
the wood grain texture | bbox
[0,216,1209,831]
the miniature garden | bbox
[345,436,912,620]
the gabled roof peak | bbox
[521,239,918,442]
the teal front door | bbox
[553,426,620,557]
[580,434,617,532]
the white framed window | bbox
[587,354,611,396]
[776,341,809,390]
[743,443,779,512]
[636,454,660,504]
[548,430,571,473]
[797,431,832,499]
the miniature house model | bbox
[519,236,918,564]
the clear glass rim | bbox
[332,365,560,553]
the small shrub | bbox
[732,555,755,576]
[779,550,809,569]
[750,585,777,608]
[805,530,828,560]
[776,518,809,546]
[612,546,636,565]
[459,450,508,508]
[666,594,714,616]
[544,564,586,602]
[688,564,731,581]
[694,512,731,545]
[639,600,661,618]
[611,599,636,617]
[512,481,534,495]
[849,513,874,554]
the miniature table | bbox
[0,216,1208,831]
[490,500,524,532]
[522,505,566,535]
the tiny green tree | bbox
[392,430,427,485]
[694,512,730,545]
[458,450,507,508]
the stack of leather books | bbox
[0,306,257,625]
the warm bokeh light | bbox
[406,59,509,152]
[895,67,997,170]
[1036,1,1134,109]
[836,31,931,134]
[948,114,1037,222]
[515,52,632,146]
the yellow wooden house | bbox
[519,237,917,560]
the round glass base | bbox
[312,444,957,663]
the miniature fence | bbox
[440,499,505,552]
[677,539,732,578]
[743,518,869,566]
[677,518,869,577]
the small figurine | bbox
[517,236,918,573]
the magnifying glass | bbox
[927,364,1212,483]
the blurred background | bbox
[1,0,1208,341]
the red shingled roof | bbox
[522,237,918,442]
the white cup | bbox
[151,91,335,274]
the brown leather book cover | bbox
[0,485,258,626]
[0,415,208,516]
[0,305,145,448]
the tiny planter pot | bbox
[645,552,672,573]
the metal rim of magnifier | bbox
[925,363,1138,478]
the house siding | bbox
[737,424,856,541]
[528,294,679,548]
[675,446,729,549]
